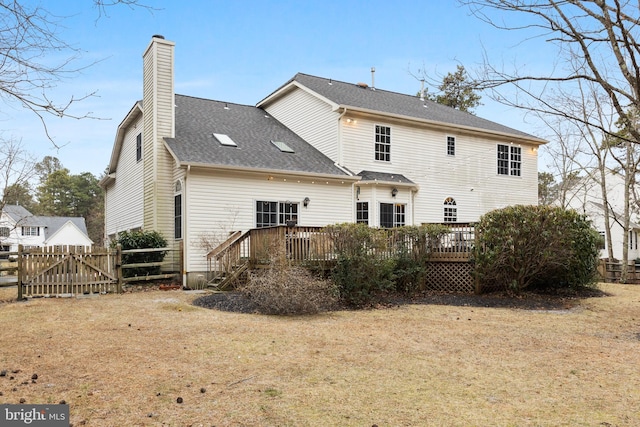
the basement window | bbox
[271,140,295,153]
[213,133,237,147]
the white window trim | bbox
[447,135,456,156]
[374,124,392,162]
[497,143,522,177]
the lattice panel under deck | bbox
[425,262,475,293]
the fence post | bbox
[16,244,23,300]
[116,244,123,293]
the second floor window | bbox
[375,125,391,162]
[0,227,9,238]
[497,144,521,176]
[22,226,39,236]
[447,136,455,156]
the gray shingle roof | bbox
[38,217,89,241]
[164,95,350,176]
[2,205,89,239]
[357,171,415,184]
[266,73,544,142]
[3,205,33,223]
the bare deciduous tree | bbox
[460,0,640,144]
[0,136,37,244]
[461,0,640,280]
[0,0,153,146]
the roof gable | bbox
[43,219,93,244]
[259,73,546,144]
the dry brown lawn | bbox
[0,283,638,427]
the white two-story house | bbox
[101,35,546,286]
[0,205,93,254]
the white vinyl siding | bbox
[263,88,339,162]
[105,115,145,237]
[341,116,538,223]
[182,169,353,274]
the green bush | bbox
[111,230,168,278]
[325,223,396,306]
[473,205,601,292]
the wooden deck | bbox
[206,224,475,290]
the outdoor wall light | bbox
[391,188,398,198]
[303,197,310,207]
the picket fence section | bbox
[18,245,120,298]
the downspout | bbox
[182,165,190,287]
[411,188,416,226]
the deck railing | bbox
[206,224,475,287]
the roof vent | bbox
[357,82,368,89]
[371,67,375,90]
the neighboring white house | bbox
[0,205,93,253]
[562,169,640,260]
[100,35,546,286]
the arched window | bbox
[444,197,457,222]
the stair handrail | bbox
[206,230,246,260]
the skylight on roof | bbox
[213,133,237,147]
[271,140,294,153]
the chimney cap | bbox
[152,34,165,40]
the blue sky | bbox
[2,0,553,177]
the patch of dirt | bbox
[193,292,260,313]
[193,287,609,314]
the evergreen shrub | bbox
[111,230,168,278]
[473,205,601,292]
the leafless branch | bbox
[0,0,154,146]
[459,0,640,144]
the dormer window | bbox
[213,133,237,147]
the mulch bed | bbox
[193,287,608,314]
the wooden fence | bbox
[598,260,640,284]
[0,244,181,298]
